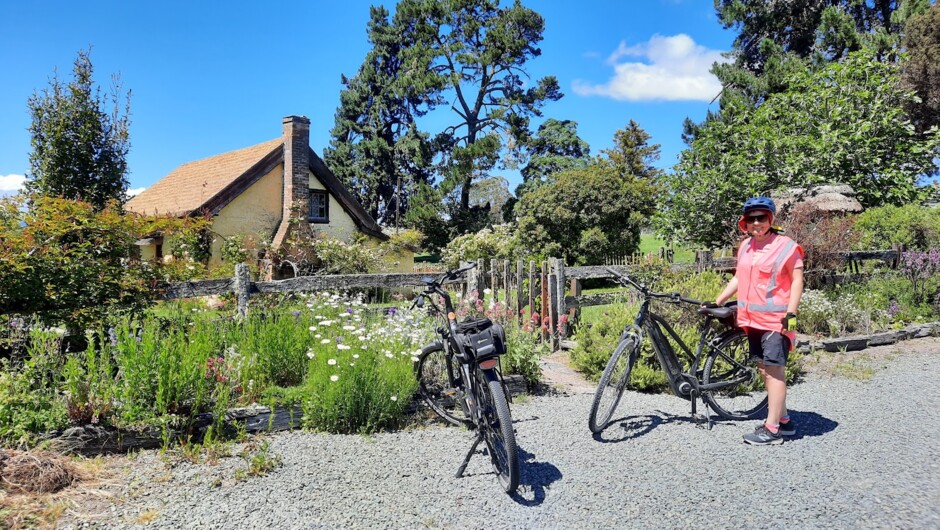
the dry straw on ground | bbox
[1,449,77,494]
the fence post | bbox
[540,261,549,343]
[235,263,251,319]
[502,259,511,311]
[528,260,536,324]
[515,260,524,323]
[490,258,499,302]
[569,277,581,330]
[553,258,566,339]
[548,270,558,350]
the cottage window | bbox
[309,190,329,223]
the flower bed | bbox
[1,289,547,448]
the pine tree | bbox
[26,49,131,210]
[324,6,433,226]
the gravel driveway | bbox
[63,338,940,529]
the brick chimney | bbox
[272,115,310,248]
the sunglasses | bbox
[745,214,769,223]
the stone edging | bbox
[795,321,940,353]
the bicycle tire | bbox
[588,336,639,433]
[417,346,469,427]
[477,369,519,494]
[702,330,768,420]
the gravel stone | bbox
[62,342,940,530]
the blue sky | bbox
[0,0,734,196]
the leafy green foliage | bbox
[660,50,940,248]
[515,161,657,265]
[0,195,210,330]
[440,224,518,268]
[518,118,591,194]
[901,3,940,134]
[853,204,940,250]
[25,49,131,209]
[712,0,905,103]
[0,330,70,445]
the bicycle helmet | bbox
[742,197,776,216]
[739,196,777,233]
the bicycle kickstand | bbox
[455,432,483,478]
[689,390,714,430]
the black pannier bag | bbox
[456,317,506,361]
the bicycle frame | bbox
[609,269,753,427]
[417,275,504,427]
[631,298,738,400]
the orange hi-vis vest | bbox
[736,233,803,336]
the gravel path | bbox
[63,339,940,530]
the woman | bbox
[715,197,804,445]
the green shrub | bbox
[440,224,518,268]
[502,322,549,386]
[0,329,69,445]
[853,204,940,251]
[0,194,210,331]
[299,341,417,434]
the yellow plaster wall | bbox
[209,164,284,267]
[308,171,359,242]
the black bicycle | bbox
[412,263,520,494]
[588,268,768,433]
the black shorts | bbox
[745,328,790,367]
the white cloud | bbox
[127,187,146,197]
[0,174,27,192]
[573,34,728,102]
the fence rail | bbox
[4,249,903,350]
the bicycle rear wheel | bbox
[417,346,468,427]
[477,369,519,494]
[588,336,639,433]
[702,330,768,420]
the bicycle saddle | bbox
[697,305,736,319]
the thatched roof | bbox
[774,184,864,214]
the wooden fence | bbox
[3,249,902,350]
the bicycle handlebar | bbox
[605,267,703,306]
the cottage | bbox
[126,116,413,274]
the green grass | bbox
[639,233,696,264]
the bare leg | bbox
[764,364,787,426]
[757,362,788,425]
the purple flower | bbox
[387,307,397,316]
[292,310,302,318]
[108,327,118,346]
[346,307,354,314]
[887,300,901,318]
[335,336,344,344]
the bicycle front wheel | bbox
[417,346,468,427]
[702,330,768,420]
[588,336,639,433]
[477,369,519,494]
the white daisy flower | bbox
[321,339,331,344]
[328,358,337,365]
[330,374,339,382]
[337,344,351,350]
